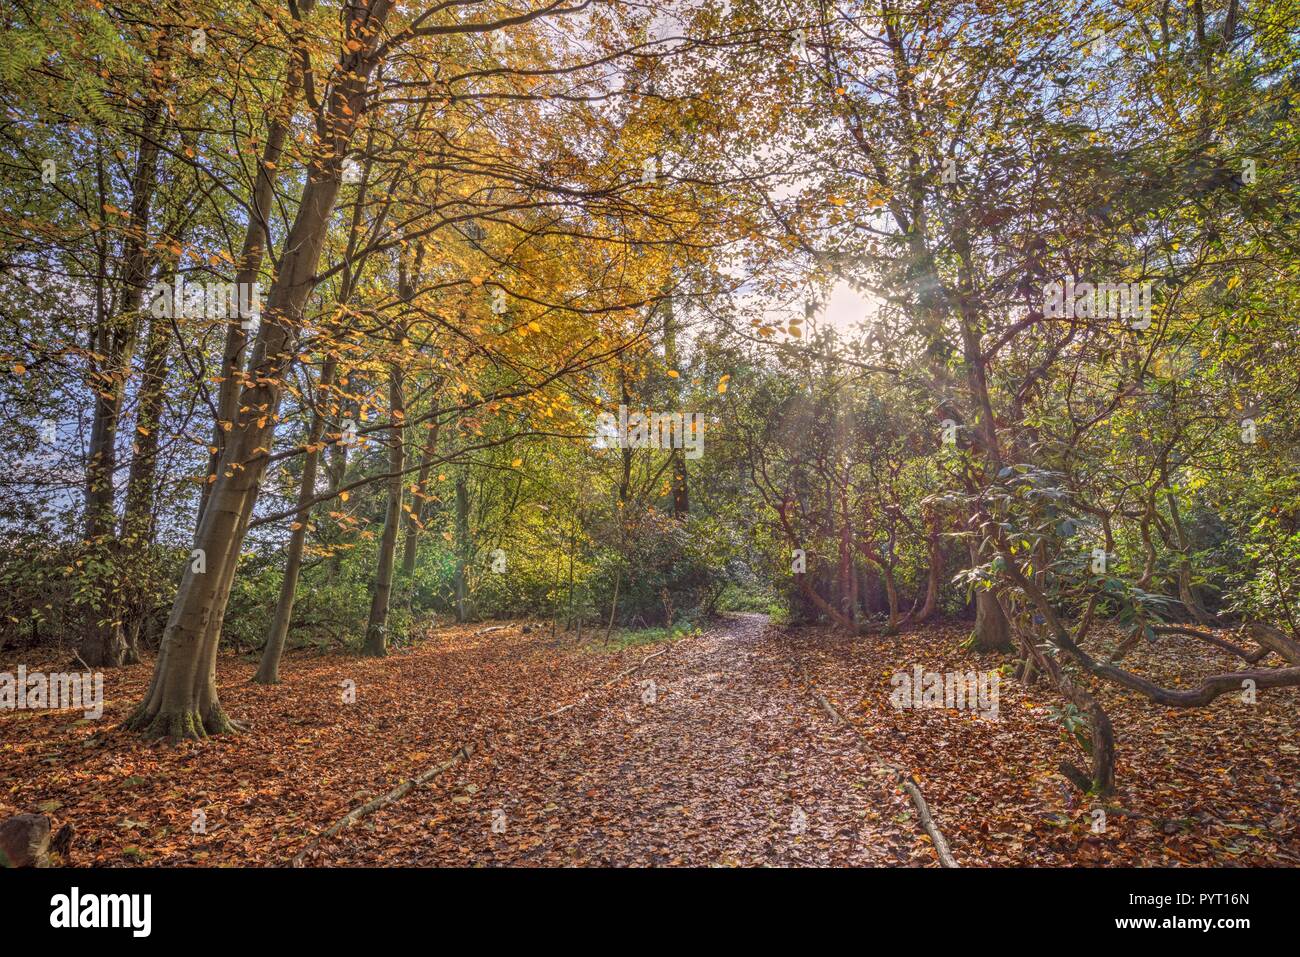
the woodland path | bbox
[308,614,930,866]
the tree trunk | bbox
[662,295,689,516]
[917,511,943,623]
[120,281,174,548]
[84,99,162,543]
[194,12,311,693]
[1166,490,1215,625]
[256,358,337,683]
[972,587,1012,652]
[126,42,378,736]
[323,392,355,584]
[880,562,900,633]
[80,95,165,669]
[198,35,304,525]
[400,420,440,576]
[362,364,405,656]
[452,471,470,623]
[256,164,376,677]
[954,243,1014,652]
[604,565,622,644]
[800,573,857,631]
[838,489,855,626]
[113,273,176,664]
[1024,630,1116,796]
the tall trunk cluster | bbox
[79,90,166,669]
[127,2,390,738]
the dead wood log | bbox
[291,745,475,867]
[1245,623,1300,665]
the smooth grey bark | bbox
[257,133,381,681]
[197,7,307,526]
[126,4,390,737]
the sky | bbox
[819,279,878,338]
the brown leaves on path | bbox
[304,613,922,866]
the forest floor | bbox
[2,613,1297,866]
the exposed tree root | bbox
[202,704,244,736]
[121,701,243,742]
[123,708,208,742]
[1058,761,1094,795]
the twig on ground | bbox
[799,659,960,868]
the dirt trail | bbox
[312,614,930,866]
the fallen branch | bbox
[801,661,960,868]
[994,545,1300,707]
[530,643,673,722]
[291,744,475,867]
[1244,622,1300,665]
